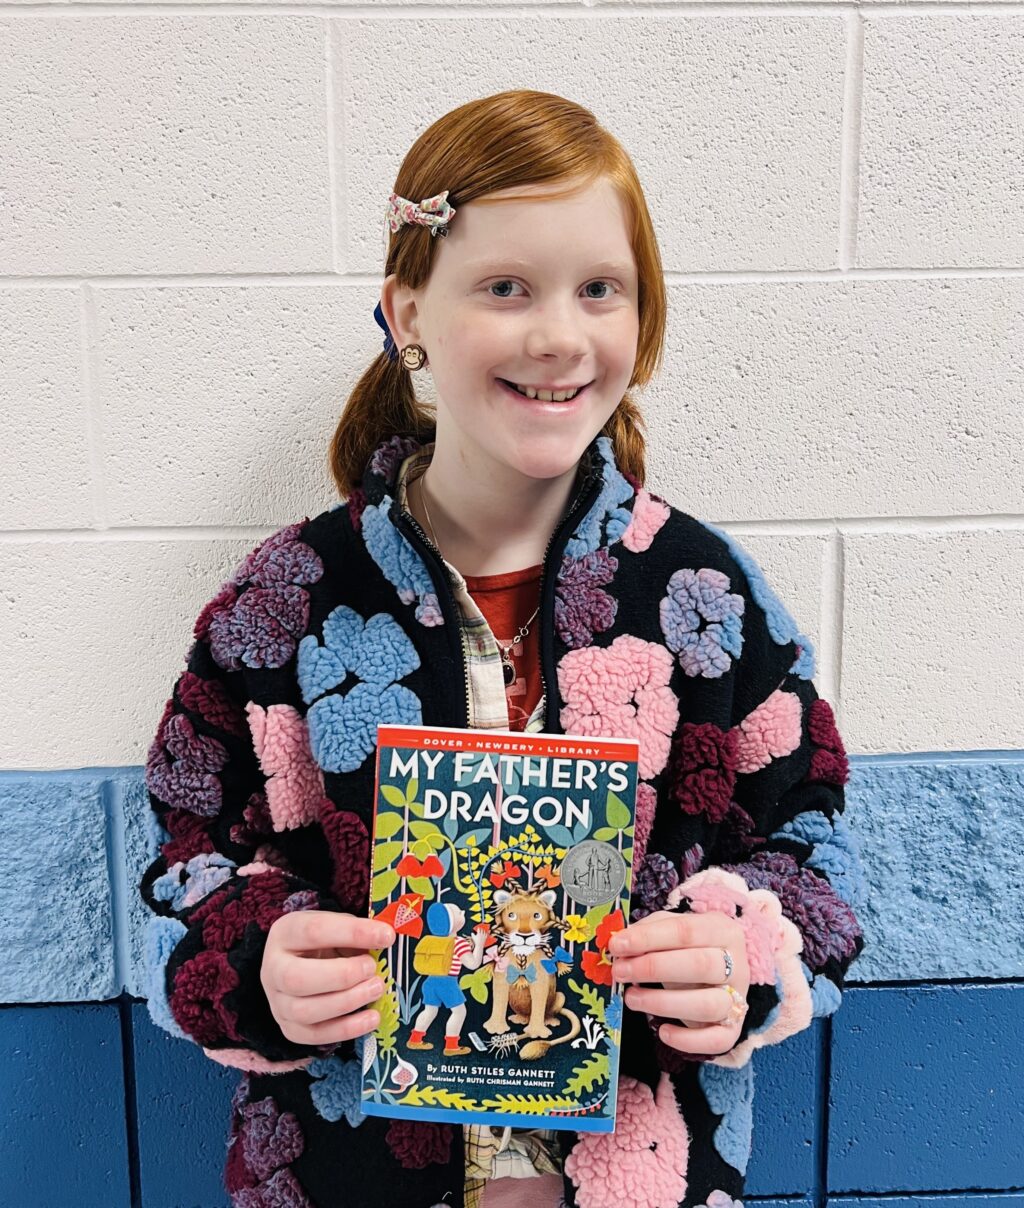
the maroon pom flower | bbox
[320,807,371,913]
[159,806,216,865]
[385,1119,453,1169]
[666,722,738,823]
[346,486,368,532]
[807,698,849,786]
[177,670,248,737]
[170,949,243,1045]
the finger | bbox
[610,911,738,957]
[282,913,396,955]
[612,946,728,987]
[280,975,386,1028]
[623,984,737,1024]
[285,1007,382,1047]
[275,952,382,999]
[656,1019,741,1056]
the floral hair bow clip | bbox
[385,189,457,238]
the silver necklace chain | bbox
[416,472,539,685]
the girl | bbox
[140,89,867,1208]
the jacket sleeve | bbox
[139,541,357,1073]
[656,538,868,1070]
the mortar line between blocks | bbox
[103,779,132,995]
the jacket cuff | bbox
[657,866,813,1069]
[144,862,349,1067]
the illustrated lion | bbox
[483,884,581,1060]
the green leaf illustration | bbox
[568,977,606,1025]
[479,1093,579,1114]
[397,1084,478,1112]
[606,790,631,831]
[565,1051,609,1096]
[406,777,419,804]
[373,812,404,840]
[371,869,400,902]
[592,826,619,841]
[373,955,400,1054]
[373,840,405,872]
[380,785,406,808]
[407,875,435,900]
[459,965,493,1005]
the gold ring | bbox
[721,983,748,1026]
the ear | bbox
[379,273,425,349]
[493,890,511,908]
[538,890,557,910]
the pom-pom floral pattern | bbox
[666,723,738,823]
[807,697,850,785]
[558,635,678,780]
[563,436,636,559]
[226,1092,312,1206]
[554,547,619,648]
[200,523,325,673]
[661,568,744,679]
[246,702,326,832]
[384,1119,453,1169]
[297,605,422,774]
[719,851,862,972]
[733,689,802,774]
[145,711,230,818]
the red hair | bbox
[328,90,668,497]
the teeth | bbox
[510,382,581,402]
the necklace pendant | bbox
[502,659,515,686]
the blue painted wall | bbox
[2,754,1022,1208]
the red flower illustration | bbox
[489,860,523,888]
[374,893,425,937]
[595,908,626,952]
[581,947,614,986]
[396,853,445,879]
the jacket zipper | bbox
[393,505,474,727]
[393,458,604,732]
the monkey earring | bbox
[400,344,427,371]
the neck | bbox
[409,444,585,579]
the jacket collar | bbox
[360,425,612,511]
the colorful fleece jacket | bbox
[139,426,868,1208]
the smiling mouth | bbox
[497,378,593,403]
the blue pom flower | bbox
[298,605,422,773]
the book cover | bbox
[361,723,640,1131]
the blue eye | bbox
[487,279,618,300]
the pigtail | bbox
[327,353,434,500]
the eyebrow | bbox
[465,258,635,277]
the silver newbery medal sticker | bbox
[560,840,627,907]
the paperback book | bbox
[360,723,640,1131]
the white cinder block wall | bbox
[2,8,1021,771]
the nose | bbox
[524,297,589,364]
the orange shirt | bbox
[461,562,545,732]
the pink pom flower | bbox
[558,635,679,780]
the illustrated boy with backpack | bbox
[407,901,486,1056]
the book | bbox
[361,722,640,1132]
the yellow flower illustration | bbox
[563,914,592,944]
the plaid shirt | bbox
[397,448,562,1205]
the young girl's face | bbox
[395,174,640,485]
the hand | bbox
[262,911,396,1045]
[609,909,750,1056]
